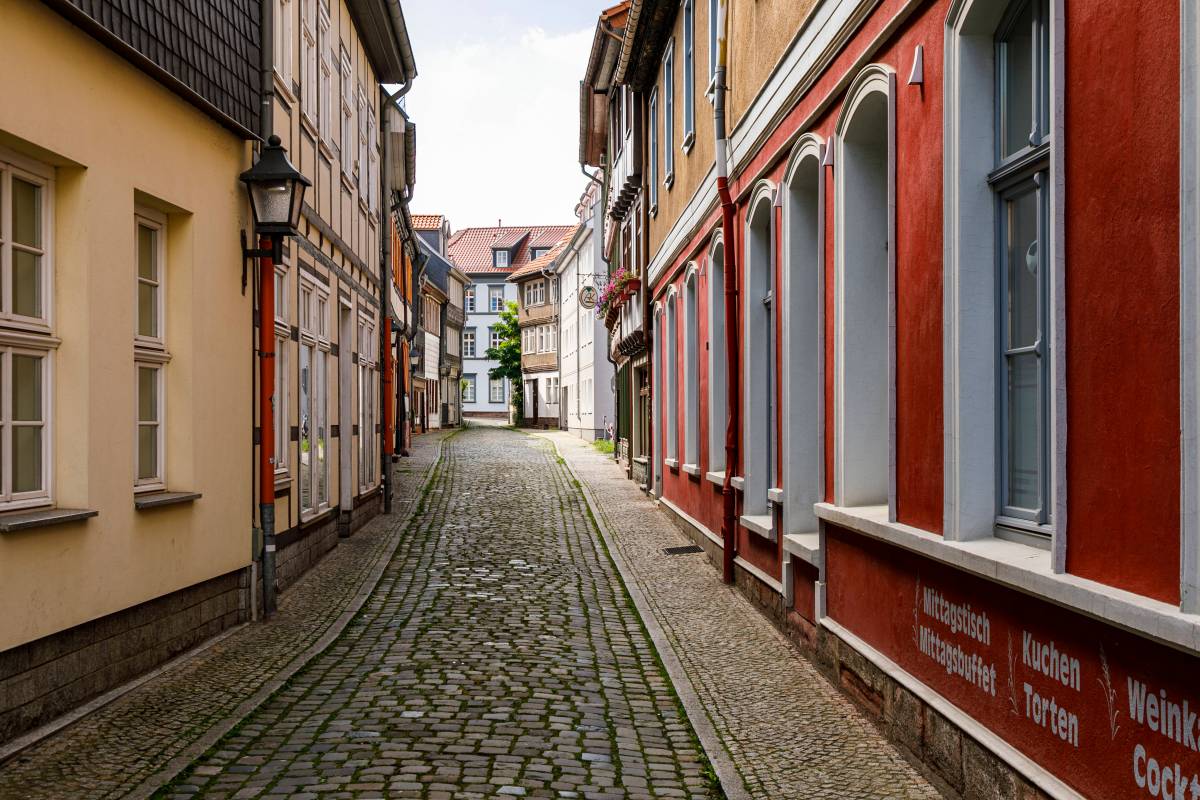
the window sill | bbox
[135,491,201,510]
[340,172,355,194]
[814,502,1200,655]
[739,514,776,542]
[705,469,726,487]
[650,203,658,218]
[768,487,784,504]
[729,475,744,492]
[783,531,821,568]
[318,140,335,163]
[664,457,679,470]
[299,113,318,140]
[0,507,98,533]
[681,131,695,154]
[664,173,675,191]
[273,72,297,106]
[682,463,700,477]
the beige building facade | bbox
[0,0,256,742]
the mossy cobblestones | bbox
[157,427,717,799]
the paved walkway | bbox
[155,426,715,800]
[0,430,450,800]
[539,431,940,800]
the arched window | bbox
[653,304,664,497]
[743,182,777,528]
[782,136,824,536]
[707,234,726,476]
[665,290,678,463]
[945,0,1059,550]
[683,265,700,469]
[834,65,895,511]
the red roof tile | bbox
[410,214,445,231]
[447,224,577,275]
[507,227,579,281]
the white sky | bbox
[399,1,601,231]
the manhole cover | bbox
[663,544,703,555]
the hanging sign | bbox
[579,285,598,309]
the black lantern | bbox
[240,135,311,236]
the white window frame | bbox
[463,328,476,358]
[832,65,896,514]
[708,0,719,85]
[368,105,379,213]
[649,89,660,213]
[706,232,726,477]
[943,0,1065,567]
[464,285,476,312]
[357,83,368,195]
[663,41,676,187]
[340,47,354,177]
[463,374,477,403]
[299,278,331,517]
[742,183,776,526]
[318,0,332,144]
[490,326,503,352]
[683,264,699,470]
[524,278,545,307]
[0,156,53,332]
[489,376,505,404]
[682,0,696,151]
[665,290,678,463]
[0,344,52,508]
[357,314,378,492]
[274,0,294,91]
[134,205,170,494]
[489,285,505,312]
[300,0,317,125]
[494,249,510,268]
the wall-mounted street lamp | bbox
[240,135,309,619]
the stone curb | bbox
[535,431,752,800]
[122,429,456,800]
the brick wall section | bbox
[661,504,1057,800]
[0,568,247,745]
[274,491,382,593]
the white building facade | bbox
[558,193,614,440]
[459,274,515,416]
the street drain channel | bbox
[663,544,703,555]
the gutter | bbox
[714,0,738,585]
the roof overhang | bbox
[346,0,418,84]
[614,0,675,91]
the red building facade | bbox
[629,0,1200,795]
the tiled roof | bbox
[447,225,577,275]
[411,214,445,230]
[507,227,579,282]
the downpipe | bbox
[258,235,279,616]
[715,0,738,585]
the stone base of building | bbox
[656,500,1054,800]
[0,568,249,747]
[463,412,507,420]
[275,489,383,594]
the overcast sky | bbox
[400,1,600,231]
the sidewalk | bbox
[0,430,451,800]
[539,431,942,800]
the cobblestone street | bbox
[156,426,715,799]
[0,425,945,799]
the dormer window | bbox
[493,249,510,268]
[530,247,550,260]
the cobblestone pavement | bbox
[0,430,450,800]
[539,431,941,800]
[156,426,716,800]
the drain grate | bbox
[663,544,703,555]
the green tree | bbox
[486,300,523,419]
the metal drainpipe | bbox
[715,0,739,585]
[257,0,277,618]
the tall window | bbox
[274,265,289,477]
[489,376,505,403]
[488,285,504,311]
[707,239,726,473]
[134,208,168,491]
[300,0,316,119]
[462,328,476,358]
[463,374,477,403]
[649,89,660,211]
[663,44,676,185]
[464,285,476,312]
[683,270,699,467]
[299,282,330,515]
[358,316,377,490]
[318,0,331,142]
[357,84,368,194]
[367,107,379,213]
[523,327,534,355]
[665,293,677,461]
[340,47,354,176]
[493,249,510,268]
[682,0,695,148]
[709,0,719,82]
[274,0,293,88]
[994,0,1051,532]
[525,279,544,307]
[490,326,503,351]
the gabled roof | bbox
[447,225,577,275]
[417,237,451,295]
[411,214,445,231]
[507,227,580,282]
[491,229,531,250]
